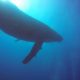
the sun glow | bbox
[10,0,31,11]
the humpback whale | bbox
[0,1,63,64]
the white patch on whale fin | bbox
[22,41,43,64]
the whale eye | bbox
[10,0,31,11]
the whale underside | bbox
[0,1,63,64]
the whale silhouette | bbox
[0,1,63,64]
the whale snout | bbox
[44,30,63,42]
[56,35,63,42]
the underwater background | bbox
[0,0,80,80]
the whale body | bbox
[0,1,63,64]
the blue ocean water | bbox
[0,0,80,80]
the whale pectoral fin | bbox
[23,41,43,64]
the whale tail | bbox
[23,41,43,64]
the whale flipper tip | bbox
[23,41,43,64]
